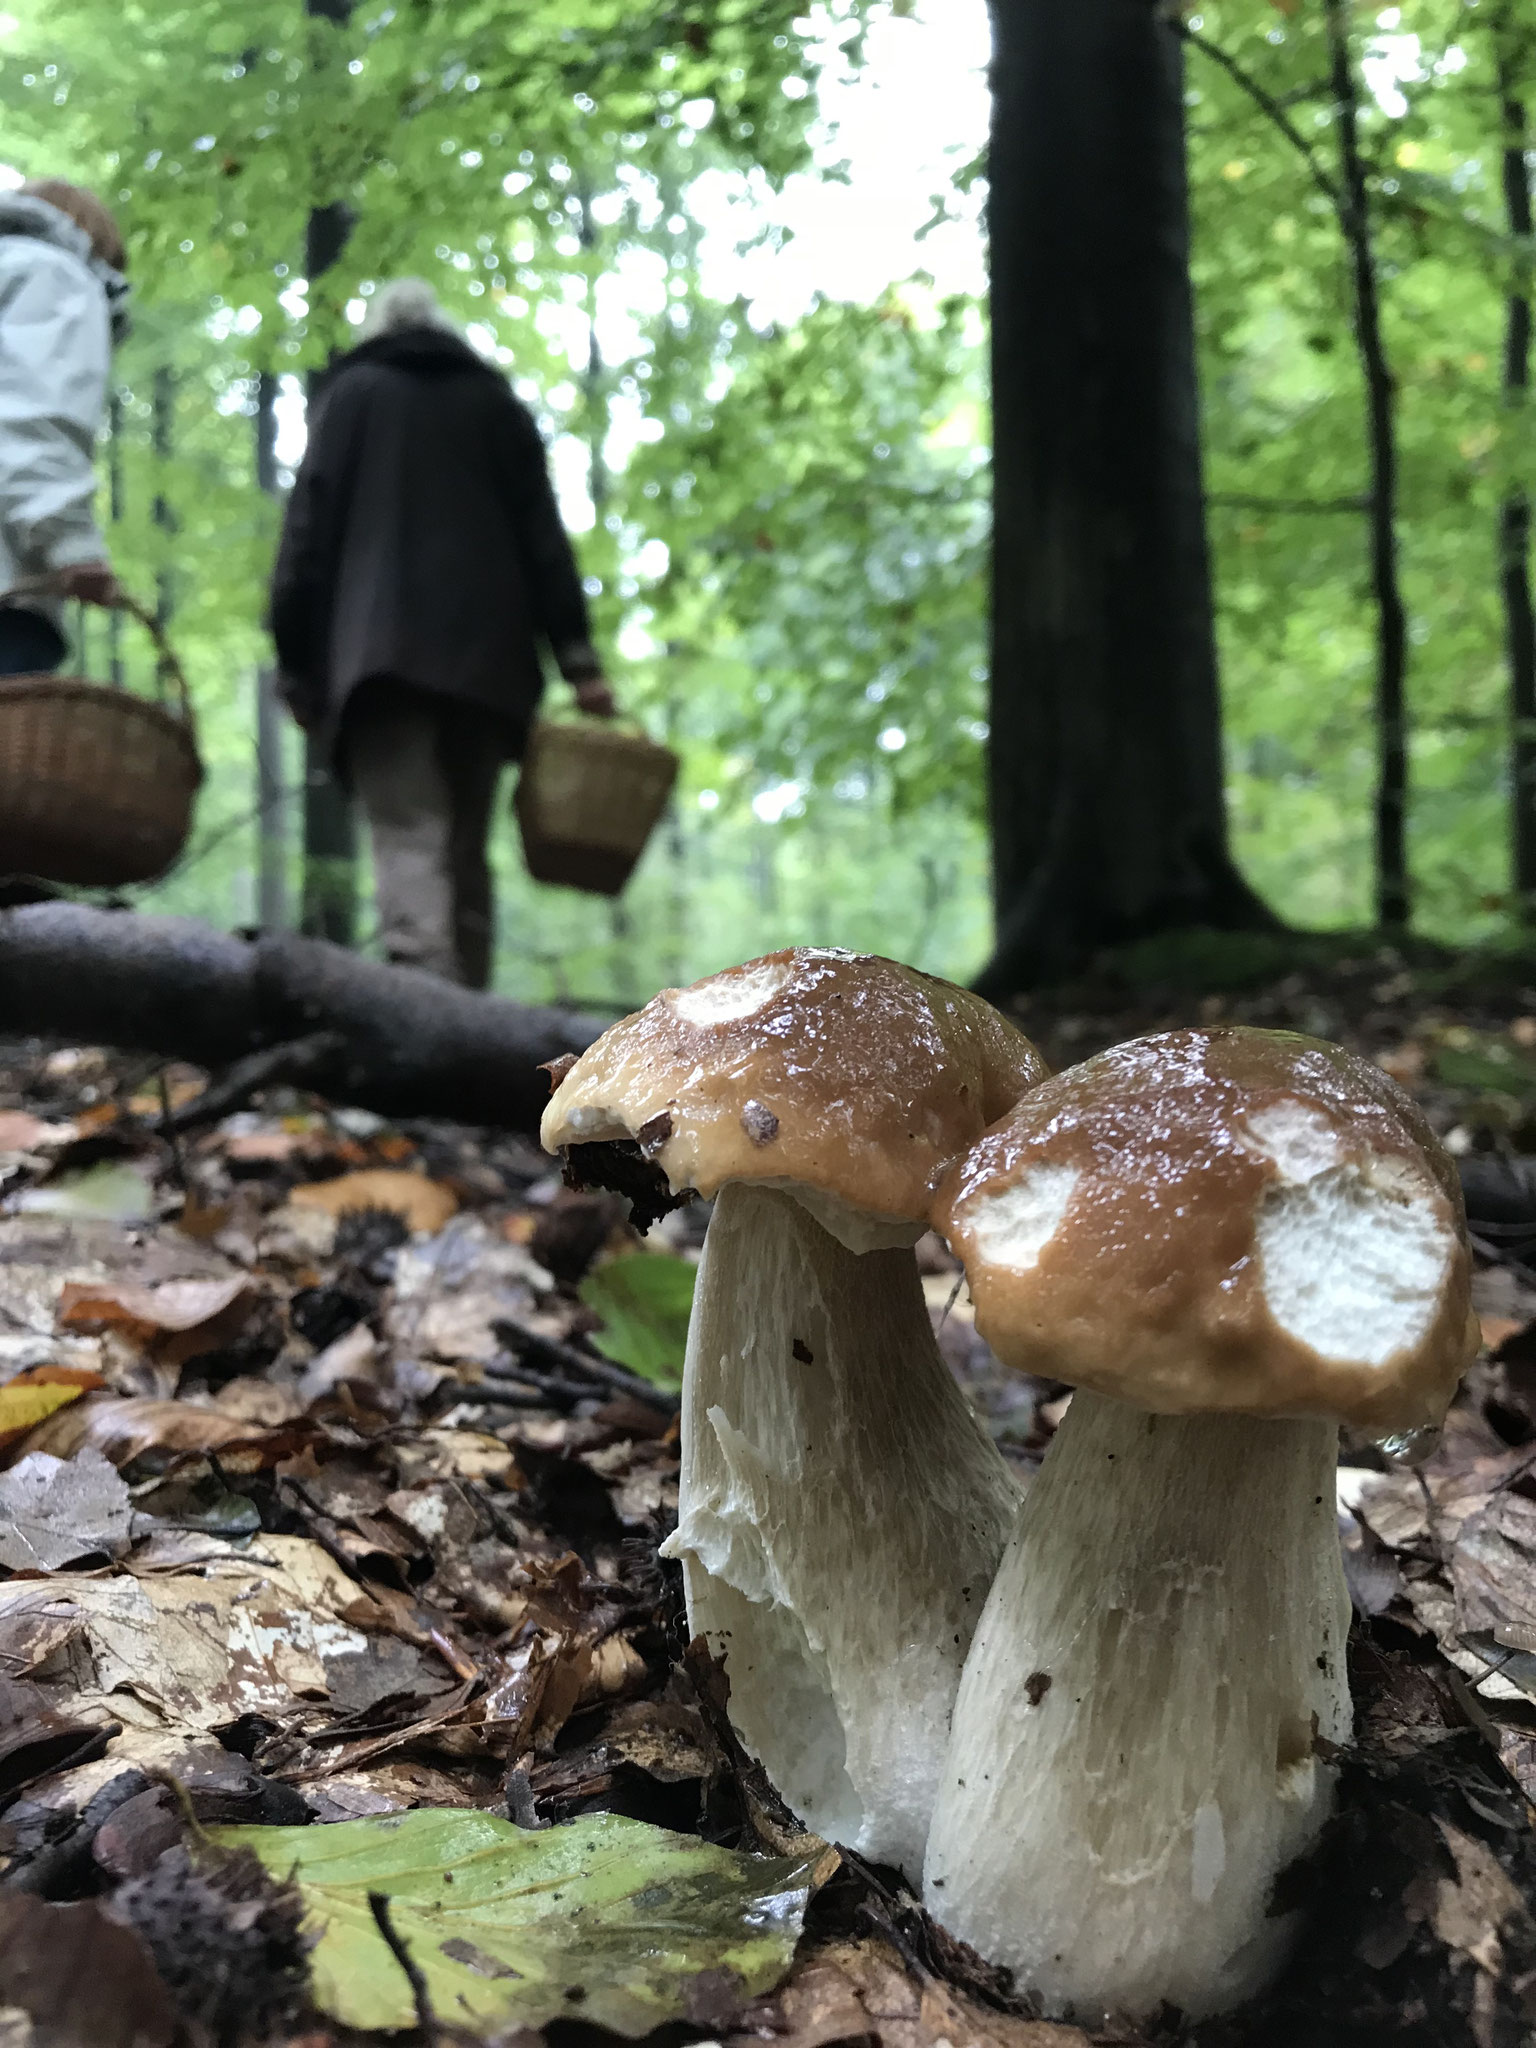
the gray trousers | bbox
[342,681,511,989]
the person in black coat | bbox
[269,277,616,988]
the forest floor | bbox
[3,944,1536,2047]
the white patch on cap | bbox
[961,1164,1080,1274]
[561,1103,631,1139]
[1255,1162,1451,1366]
[670,960,792,1026]
[1240,1100,1343,1184]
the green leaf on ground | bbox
[209,1808,815,2038]
[579,1252,696,1388]
[12,1160,157,1223]
[1431,1042,1536,1097]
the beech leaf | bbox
[210,1807,816,2037]
[579,1253,696,1388]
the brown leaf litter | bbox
[0,992,1535,2046]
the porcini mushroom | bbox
[922,1026,1478,2021]
[541,948,1047,1876]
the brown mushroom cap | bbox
[541,948,1048,1231]
[934,1026,1479,1435]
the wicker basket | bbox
[514,716,679,896]
[0,594,203,888]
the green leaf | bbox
[11,1160,157,1223]
[1431,1042,1536,1097]
[209,1809,815,2038]
[579,1252,696,1389]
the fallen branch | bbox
[490,1316,680,1413]
[165,1031,345,1134]
[0,903,606,1133]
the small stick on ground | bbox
[166,1029,345,1134]
[157,1069,187,1193]
[490,1316,680,1413]
[369,1889,439,2043]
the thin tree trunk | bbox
[299,0,359,947]
[254,370,289,933]
[1323,0,1410,931]
[1494,9,1536,915]
[107,389,124,687]
[149,368,178,719]
[977,0,1275,998]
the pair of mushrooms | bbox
[542,949,1478,2023]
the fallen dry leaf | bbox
[0,1110,72,1154]
[0,1890,178,2048]
[0,1587,85,1678]
[221,1128,308,1164]
[290,1168,458,1234]
[732,1937,1088,2048]
[0,1364,106,1457]
[0,1536,371,1739]
[1452,1491,1536,1701]
[1433,1819,1529,1975]
[14,1393,286,1469]
[0,1677,117,1801]
[1480,1315,1525,1353]
[56,1271,252,1346]
[0,1447,132,1570]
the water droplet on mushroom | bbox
[1375,1423,1440,1468]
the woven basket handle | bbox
[2,579,194,728]
[112,593,194,727]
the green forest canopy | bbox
[0,0,1530,1002]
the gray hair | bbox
[360,277,456,339]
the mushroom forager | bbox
[541,948,1047,1879]
[922,1027,1479,2024]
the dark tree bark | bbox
[299,0,360,948]
[151,367,176,638]
[1323,0,1410,932]
[256,370,290,934]
[1494,8,1536,916]
[0,904,603,1132]
[977,0,1275,999]
[107,389,125,687]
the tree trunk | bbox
[151,367,176,638]
[0,904,603,1132]
[107,390,124,687]
[1323,0,1410,933]
[1494,9,1536,917]
[976,0,1275,1000]
[255,371,290,934]
[299,0,360,948]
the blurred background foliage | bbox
[0,0,1529,1003]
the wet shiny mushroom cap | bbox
[934,1026,1480,1436]
[541,948,1048,1242]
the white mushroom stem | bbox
[660,1182,1021,1880]
[922,1390,1351,2023]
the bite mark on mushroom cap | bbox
[936,1026,1478,1435]
[541,947,1048,1236]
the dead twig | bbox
[369,1889,439,2043]
[490,1316,680,1414]
[166,1030,346,1134]
[156,1070,187,1193]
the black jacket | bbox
[268,325,599,759]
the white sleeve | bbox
[0,245,110,576]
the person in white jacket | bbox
[0,180,129,676]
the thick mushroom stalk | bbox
[663,1183,1020,1879]
[924,1392,1348,2019]
[922,1028,1479,2020]
[541,949,1048,1875]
